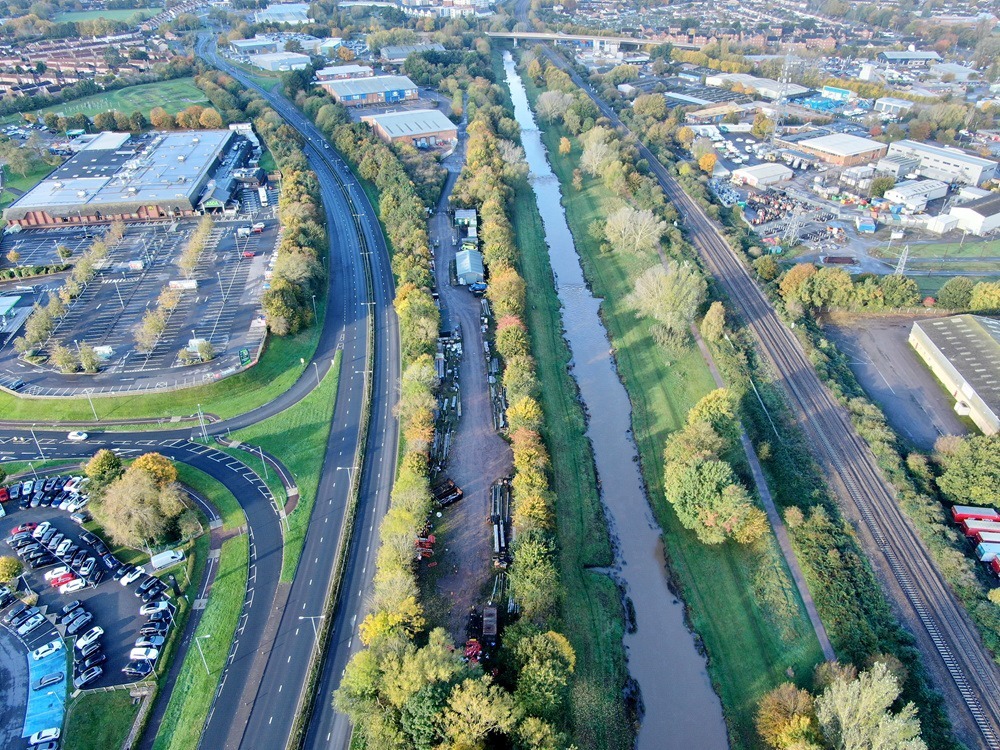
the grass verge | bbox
[224,351,342,581]
[63,690,141,750]
[175,462,246,532]
[521,72,824,746]
[152,534,249,750]
[510,178,632,748]
[1,161,57,209]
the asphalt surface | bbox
[535,46,1000,749]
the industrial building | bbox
[730,163,793,188]
[361,109,457,147]
[230,37,280,55]
[381,42,446,64]
[910,315,1000,435]
[321,75,419,107]
[788,132,887,166]
[249,51,311,71]
[874,97,915,117]
[704,72,809,100]
[883,179,949,212]
[886,140,999,186]
[254,2,311,24]
[316,64,372,81]
[3,129,240,228]
[456,248,484,285]
[948,193,1000,236]
[877,50,942,66]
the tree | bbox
[199,108,223,129]
[815,662,927,750]
[85,448,123,486]
[627,261,707,344]
[535,90,574,123]
[699,152,718,174]
[337,46,355,62]
[131,452,178,487]
[149,107,175,130]
[752,113,776,138]
[77,343,100,373]
[94,466,187,547]
[879,275,919,308]
[50,344,78,374]
[970,280,1000,311]
[936,276,974,309]
[756,683,818,749]
[779,263,818,304]
[5,249,20,266]
[604,206,666,254]
[178,508,202,540]
[558,137,571,155]
[513,631,576,721]
[197,339,216,362]
[701,301,725,342]
[56,245,72,260]
[869,175,895,198]
[676,126,695,148]
[441,677,520,746]
[937,435,1000,505]
[0,556,23,582]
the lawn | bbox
[224,352,341,581]
[1,161,56,209]
[915,274,1000,297]
[63,690,141,750]
[510,180,631,749]
[175,463,246,532]
[0,313,324,423]
[54,7,162,22]
[872,237,1000,259]
[152,534,249,750]
[5,78,207,125]
[522,73,824,746]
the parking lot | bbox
[0,228,97,270]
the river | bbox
[503,51,730,750]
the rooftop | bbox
[889,140,998,169]
[316,64,372,77]
[732,163,793,179]
[954,193,1000,218]
[364,109,456,137]
[323,75,418,97]
[879,50,941,60]
[250,51,311,65]
[915,315,1000,413]
[798,132,885,156]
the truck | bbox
[976,542,1000,562]
[976,531,1000,545]
[963,518,1000,537]
[952,505,999,523]
[150,549,185,571]
[258,187,269,207]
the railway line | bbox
[540,46,1000,748]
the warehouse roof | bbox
[875,96,914,109]
[954,192,1000,218]
[255,3,311,22]
[250,51,311,66]
[879,50,941,61]
[323,75,418,97]
[364,109,456,138]
[889,139,998,169]
[914,315,1000,412]
[798,133,885,156]
[316,64,372,78]
[456,248,484,278]
[732,163,793,181]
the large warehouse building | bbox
[789,133,887,166]
[948,193,1000,236]
[910,315,1000,435]
[3,129,239,228]
[321,75,419,106]
[361,109,457,146]
[886,140,998,185]
[730,163,793,188]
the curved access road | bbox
[538,46,1000,749]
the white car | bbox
[66,431,88,442]
[31,522,51,539]
[44,565,70,582]
[60,578,86,595]
[140,600,172,616]
[56,540,73,556]
[31,639,63,661]
[64,476,82,492]
[129,647,159,662]
[121,567,144,586]
[17,613,45,636]
[75,626,103,651]
[29,728,60,744]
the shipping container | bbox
[976,542,1000,562]
[961,518,1000,536]
[992,558,1000,576]
[952,505,1000,523]
[975,531,1000,545]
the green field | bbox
[153,534,249,750]
[1,161,56,209]
[63,690,141,750]
[8,78,207,125]
[54,7,161,22]
[176,463,246,532]
[523,73,824,746]
[914,274,1000,297]
[223,352,342,581]
[873,238,1000,260]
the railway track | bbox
[537,47,1000,749]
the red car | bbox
[0,487,9,502]
[241,251,255,259]
[50,573,76,588]
[12,523,37,535]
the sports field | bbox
[13,78,208,123]
[53,7,161,22]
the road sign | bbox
[239,348,251,366]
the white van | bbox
[150,549,185,571]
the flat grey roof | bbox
[915,314,1000,412]
[958,193,1000,218]
[366,109,456,137]
[799,133,885,156]
[889,139,998,169]
[324,75,417,97]
[5,130,233,220]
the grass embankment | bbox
[175,462,246,532]
[522,75,824,746]
[0,317,322,423]
[1,161,57,209]
[223,351,342,581]
[63,690,141,750]
[152,534,249,750]
[510,182,631,747]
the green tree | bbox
[512,631,576,721]
[754,255,781,281]
[701,301,726,342]
[627,261,707,344]
[878,275,919,308]
[78,343,100,373]
[869,175,895,198]
[441,677,520,747]
[970,280,1000,311]
[936,276,974,309]
[93,466,186,547]
[197,339,216,361]
[401,683,449,750]
[50,344,78,374]
[937,435,1000,505]
[0,556,23,582]
[85,448,123,486]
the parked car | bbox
[73,665,102,688]
[75,626,103,650]
[20,480,34,495]
[122,660,153,679]
[60,578,86,595]
[140,600,172,616]
[75,652,106,671]
[113,564,134,582]
[79,557,96,577]
[70,512,90,525]
[0,591,15,608]
[55,539,73,556]
[47,533,65,551]
[71,550,87,568]
[134,635,165,649]
[129,647,159,662]
[76,640,101,659]
[58,603,83,625]
[102,553,120,570]
[28,727,60,744]
[32,672,63,691]
[148,610,172,624]
[12,522,36,535]
[66,611,93,635]
[31,640,63,661]
[17,613,46,636]
[44,565,70,582]
[10,608,37,628]
[139,622,169,637]
[31,522,51,539]
[4,602,27,623]
[121,567,144,586]
[8,484,21,501]
[49,573,76,588]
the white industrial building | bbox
[731,163,793,188]
[704,73,809,100]
[948,193,1000,236]
[874,97,914,117]
[316,64,373,81]
[883,179,949,212]
[791,133,887,166]
[249,51,312,71]
[886,140,999,186]
[254,2,311,24]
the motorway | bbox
[536,47,1000,748]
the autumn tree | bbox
[149,107,175,129]
[85,448,123,486]
[558,137,571,155]
[604,205,666,254]
[0,556,23,582]
[756,683,819,749]
[701,301,725,342]
[93,463,187,547]
[627,261,707,345]
[198,107,224,129]
[50,344,78,374]
[131,452,178,487]
[971,280,1000,311]
[698,152,718,173]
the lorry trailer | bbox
[976,542,1000,562]
[952,505,1000,523]
[961,518,1000,537]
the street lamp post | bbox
[194,634,211,675]
[30,424,45,459]
[299,614,323,640]
[312,361,320,387]
[311,294,317,322]
[85,390,99,422]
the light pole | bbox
[196,404,208,441]
[84,390,99,422]
[27,461,38,480]
[194,634,211,675]
[312,361,320,387]
[258,444,269,480]
[299,614,323,640]
[311,294,317,322]
[30,424,45,459]
[338,466,355,493]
